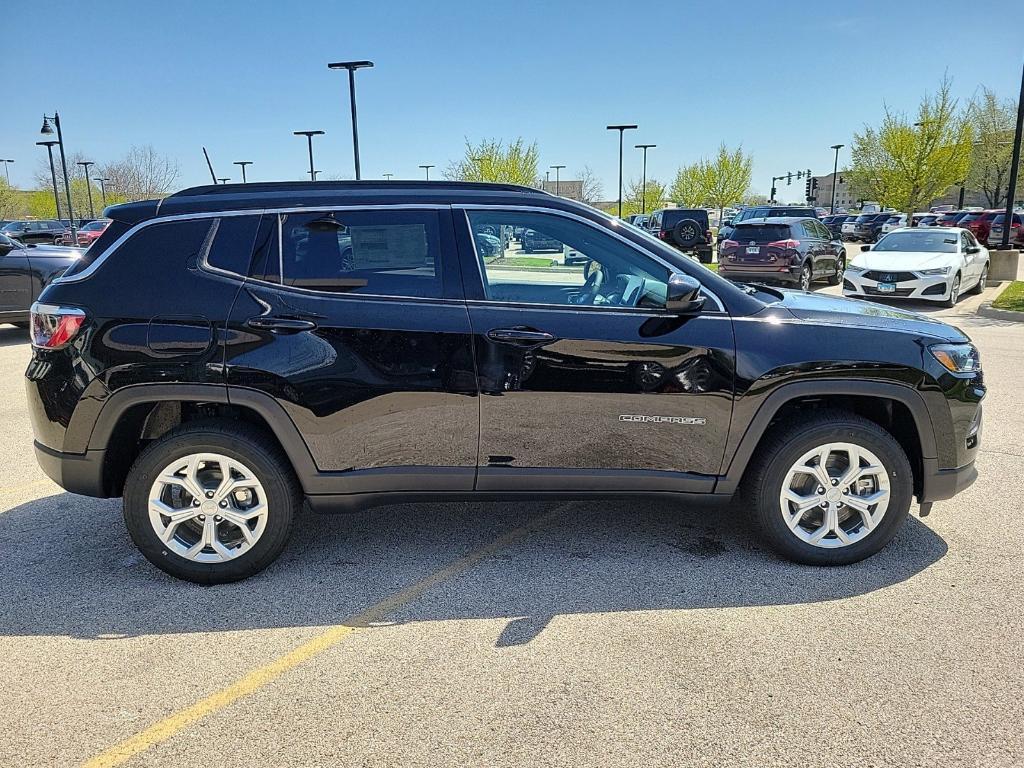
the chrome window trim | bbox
[53,203,449,285]
[456,204,725,313]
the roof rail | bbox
[169,180,550,198]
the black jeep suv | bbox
[26,181,983,583]
[645,208,713,263]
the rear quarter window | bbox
[60,220,133,277]
[205,215,262,276]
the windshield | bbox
[873,231,958,253]
[82,220,108,231]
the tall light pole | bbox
[77,161,95,218]
[293,130,325,181]
[327,60,374,180]
[634,144,655,214]
[607,124,638,218]
[95,177,110,208]
[829,144,844,214]
[550,164,565,196]
[0,159,12,185]
[1000,58,1024,250]
[217,177,230,184]
[419,164,433,180]
[36,142,62,220]
[41,114,76,242]
[234,161,253,183]
[383,173,394,180]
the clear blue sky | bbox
[3,0,1021,198]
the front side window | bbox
[249,210,443,298]
[467,210,671,309]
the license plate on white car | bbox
[877,282,896,293]
[746,246,759,254]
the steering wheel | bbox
[573,261,605,304]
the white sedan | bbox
[843,227,989,307]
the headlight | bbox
[845,264,867,273]
[918,267,951,276]
[929,343,981,374]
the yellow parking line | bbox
[83,504,569,768]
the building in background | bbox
[810,172,856,212]
[540,179,584,201]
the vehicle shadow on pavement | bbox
[0,493,947,642]
[0,326,29,348]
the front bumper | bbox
[920,458,977,503]
[842,271,953,301]
[34,441,110,497]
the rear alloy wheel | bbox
[827,254,845,286]
[123,422,299,583]
[970,264,989,294]
[745,411,912,565]
[799,263,812,291]
[942,273,961,308]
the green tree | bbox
[622,178,666,217]
[27,189,58,218]
[694,143,753,223]
[740,192,770,206]
[967,87,1020,208]
[445,138,540,186]
[669,163,705,206]
[848,77,973,217]
[0,180,18,220]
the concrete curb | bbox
[977,302,1024,323]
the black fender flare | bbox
[714,379,938,495]
[86,383,321,493]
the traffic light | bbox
[786,172,792,185]
[805,176,812,200]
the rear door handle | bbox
[246,316,318,333]
[486,327,556,345]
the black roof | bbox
[106,180,554,224]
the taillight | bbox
[721,239,739,249]
[30,303,86,350]
[767,239,801,249]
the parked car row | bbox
[0,219,104,246]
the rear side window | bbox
[734,224,792,242]
[60,220,132,277]
[255,210,443,298]
[205,215,261,275]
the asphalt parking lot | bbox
[2,280,1023,767]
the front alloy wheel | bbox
[942,274,961,308]
[779,443,890,548]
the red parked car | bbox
[988,212,1024,248]
[959,210,1002,246]
[60,219,110,246]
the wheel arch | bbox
[716,380,937,498]
[88,384,319,496]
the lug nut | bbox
[214,515,222,521]
[198,514,205,520]
[817,486,825,494]
[219,501,227,508]
[206,491,214,498]
[192,500,200,507]
[831,478,838,486]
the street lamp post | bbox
[234,161,253,183]
[95,177,110,208]
[999,59,1024,250]
[293,130,325,181]
[383,173,393,180]
[550,164,565,196]
[327,60,374,180]
[634,144,655,214]
[40,113,76,242]
[217,177,230,184]
[419,164,434,180]
[607,124,638,218]
[829,144,844,214]
[0,159,12,185]
[77,161,95,218]
[37,142,63,220]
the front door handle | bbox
[246,316,318,333]
[486,327,556,345]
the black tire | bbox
[799,262,812,291]
[827,253,845,286]
[123,421,300,584]
[941,273,961,308]
[671,218,702,248]
[744,411,913,566]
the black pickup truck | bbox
[0,233,82,327]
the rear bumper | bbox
[34,441,110,497]
[719,266,800,285]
